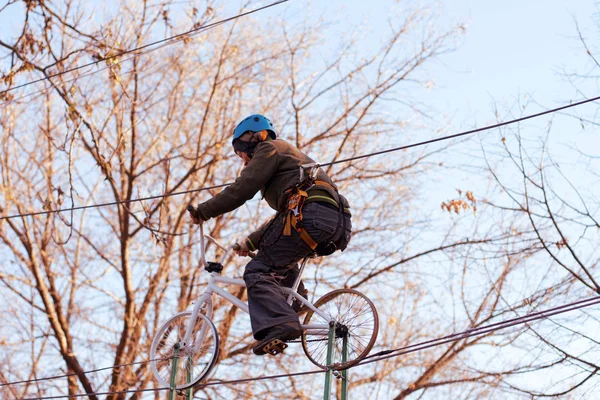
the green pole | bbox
[186,353,193,400]
[323,321,336,400]
[341,334,349,400]
[168,343,180,400]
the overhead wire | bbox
[8,296,600,398]
[0,358,164,387]
[0,0,290,99]
[0,183,230,221]
[16,369,325,400]
[0,24,215,106]
[18,387,169,400]
[350,295,600,369]
[323,94,600,167]
[1,94,598,221]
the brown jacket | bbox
[196,139,345,248]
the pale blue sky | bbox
[2,0,597,123]
[317,0,600,205]
[2,0,598,227]
[311,0,597,120]
[2,0,597,207]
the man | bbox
[190,114,351,356]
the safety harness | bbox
[282,165,342,251]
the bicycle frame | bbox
[180,224,332,348]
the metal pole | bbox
[323,321,336,400]
[168,344,180,400]
[341,334,349,400]
[186,354,193,400]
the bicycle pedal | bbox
[264,339,288,356]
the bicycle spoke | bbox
[338,294,362,322]
[303,289,378,369]
[150,312,219,389]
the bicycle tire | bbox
[302,289,378,369]
[150,311,219,389]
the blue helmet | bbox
[232,114,277,144]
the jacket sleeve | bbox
[196,142,279,220]
[246,218,275,251]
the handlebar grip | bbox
[232,243,256,258]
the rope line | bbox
[17,387,169,400]
[0,0,290,97]
[16,369,324,400]
[324,95,600,167]
[0,183,229,221]
[7,296,600,395]
[1,358,166,387]
[351,295,600,369]
[1,94,598,221]
[0,19,227,106]
[195,369,324,388]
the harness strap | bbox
[295,217,318,250]
[282,212,318,250]
[305,189,351,215]
[283,213,293,236]
[313,180,337,192]
[281,178,339,250]
[283,188,308,237]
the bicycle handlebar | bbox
[187,205,255,268]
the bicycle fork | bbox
[180,293,214,352]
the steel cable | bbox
[16,369,324,400]
[5,297,600,396]
[0,0,290,98]
[1,94,598,221]
[1,357,166,387]
[351,295,600,369]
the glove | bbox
[188,205,208,225]
[235,240,250,257]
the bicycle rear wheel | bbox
[150,311,219,390]
[302,289,378,369]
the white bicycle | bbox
[150,214,379,390]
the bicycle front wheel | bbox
[302,289,378,369]
[150,311,219,390]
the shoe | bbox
[252,322,302,356]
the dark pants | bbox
[243,202,341,339]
